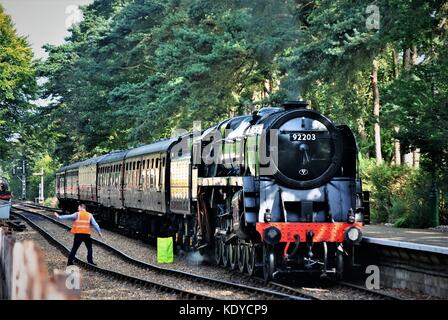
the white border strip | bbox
[363,237,448,256]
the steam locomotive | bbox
[0,177,12,201]
[56,101,369,280]
[0,177,12,220]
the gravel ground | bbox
[289,283,440,300]
[14,224,177,300]
[16,213,263,300]
[430,225,448,233]
[16,206,440,300]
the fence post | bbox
[0,226,78,300]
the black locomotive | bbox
[56,101,369,280]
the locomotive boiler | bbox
[56,101,369,281]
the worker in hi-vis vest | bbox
[55,203,102,266]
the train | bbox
[56,101,370,281]
[0,177,12,219]
[0,177,12,201]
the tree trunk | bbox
[393,126,401,165]
[391,49,401,165]
[392,48,399,79]
[371,59,382,164]
[403,48,411,70]
[411,45,418,65]
[357,117,367,140]
[411,46,420,168]
[412,149,420,168]
[402,46,421,168]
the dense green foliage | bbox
[0,5,36,157]
[1,1,448,226]
[0,4,42,200]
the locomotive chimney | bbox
[282,100,309,110]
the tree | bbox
[38,0,298,159]
[0,5,36,157]
[34,0,448,225]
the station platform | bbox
[362,224,448,255]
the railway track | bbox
[11,203,314,300]
[16,202,401,300]
[228,270,401,300]
[11,208,212,300]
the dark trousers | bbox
[68,233,94,265]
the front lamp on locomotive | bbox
[196,101,368,281]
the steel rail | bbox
[16,202,403,300]
[12,204,313,300]
[11,208,213,300]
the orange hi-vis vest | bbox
[71,210,92,234]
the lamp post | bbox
[32,169,44,204]
[12,159,27,200]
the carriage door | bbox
[156,156,163,212]
[136,159,143,208]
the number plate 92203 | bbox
[289,133,317,141]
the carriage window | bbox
[137,161,140,169]
[151,159,154,168]
[133,162,136,170]
[162,158,165,167]
[156,159,159,169]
